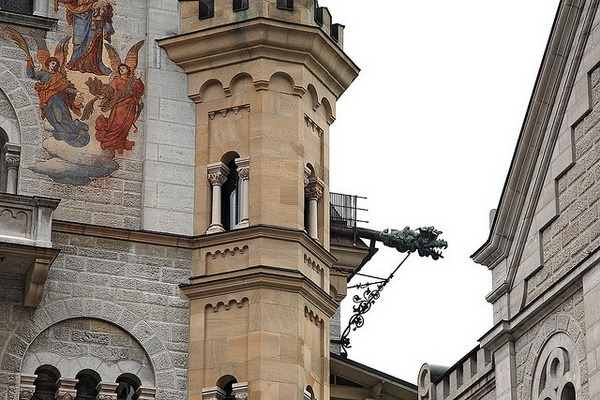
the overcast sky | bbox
[324,0,561,383]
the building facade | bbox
[0,1,416,399]
[418,1,600,400]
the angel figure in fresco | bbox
[55,0,114,75]
[4,28,90,148]
[83,41,144,154]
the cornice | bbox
[181,265,338,316]
[472,0,589,277]
[52,221,336,265]
[157,17,359,98]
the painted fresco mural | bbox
[4,0,144,185]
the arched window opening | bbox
[277,0,293,10]
[33,365,60,399]
[561,383,576,400]
[116,373,141,400]
[222,158,241,231]
[0,129,7,193]
[304,385,316,400]
[233,0,248,11]
[75,370,100,400]
[217,375,237,400]
[199,0,214,19]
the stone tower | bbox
[158,1,359,399]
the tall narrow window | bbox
[199,0,214,19]
[0,0,34,14]
[233,0,248,11]
[222,158,241,231]
[277,0,293,10]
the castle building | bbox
[0,1,416,399]
[418,1,600,400]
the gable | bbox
[473,0,600,320]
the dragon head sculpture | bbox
[379,226,448,260]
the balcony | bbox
[0,193,60,307]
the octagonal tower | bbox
[159,1,358,398]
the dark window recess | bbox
[314,1,322,25]
[233,0,248,11]
[0,0,34,14]
[199,0,214,19]
[277,0,293,10]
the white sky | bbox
[325,0,561,383]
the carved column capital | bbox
[4,153,20,169]
[305,177,324,201]
[96,382,118,400]
[202,387,226,400]
[235,157,250,180]
[232,382,249,400]
[56,378,78,400]
[207,162,229,187]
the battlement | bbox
[417,347,494,400]
[179,0,345,48]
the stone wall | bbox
[0,0,195,235]
[0,230,192,400]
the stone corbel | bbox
[24,257,52,307]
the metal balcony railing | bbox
[330,192,367,229]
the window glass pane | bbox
[277,0,293,10]
[199,0,214,19]
[0,0,34,14]
[233,0,248,11]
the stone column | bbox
[33,0,48,16]
[4,143,21,194]
[96,382,118,400]
[232,382,248,400]
[206,162,229,234]
[19,374,37,400]
[304,176,324,240]
[235,157,250,228]
[201,387,225,400]
[56,378,78,400]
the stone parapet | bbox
[418,347,494,400]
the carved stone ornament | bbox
[237,165,250,180]
[207,170,228,187]
[4,153,20,169]
[305,178,324,200]
[19,388,34,400]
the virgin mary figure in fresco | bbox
[55,0,114,75]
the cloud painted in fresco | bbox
[30,138,119,185]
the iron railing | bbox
[330,192,367,229]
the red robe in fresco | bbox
[95,75,144,153]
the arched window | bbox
[33,365,60,400]
[75,370,100,400]
[0,129,7,193]
[304,385,316,400]
[217,375,237,400]
[116,373,141,400]
[199,0,214,19]
[233,0,248,11]
[222,157,241,231]
[277,0,293,10]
